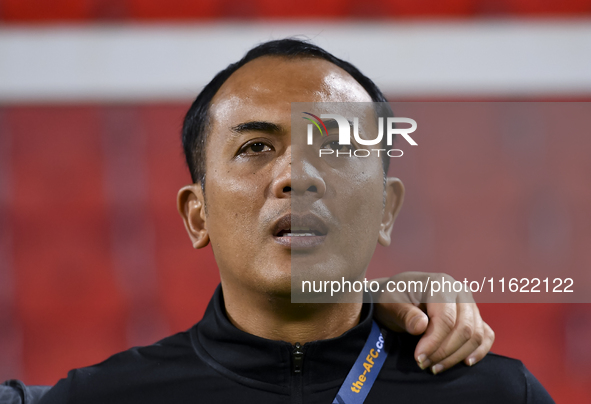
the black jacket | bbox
[38,285,554,404]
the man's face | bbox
[179,56,403,298]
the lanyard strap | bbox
[332,321,392,404]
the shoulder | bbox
[1,380,52,404]
[453,353,554,404]
[74,329,195,378]
[39,329,204,404]
[375,333,554,404]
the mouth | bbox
[276,229,325,237]
[272,213,328,249]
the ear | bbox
[378,177,405,247]
[177,184,210,249]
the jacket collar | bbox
[190,284,374,393]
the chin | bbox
[292,258,361,282]
[252,267,293,298]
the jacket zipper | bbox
[291,342,304,404]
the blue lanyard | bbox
[332,321,392,404]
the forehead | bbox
[209,56,372,123]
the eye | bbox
[240,141,273,155]
[321,140,354,152]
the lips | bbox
[272,213,328,249]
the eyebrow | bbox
[322,118,354,131]
[230,121,283,135]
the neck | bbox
[221,281,363,345]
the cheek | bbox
[336,160,384,214]
[350,187,384,233]
[203,170,270,282]
[205,169,268,243]
[333,167,385,249]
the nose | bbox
[270,146,326,199]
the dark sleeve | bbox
[522,365,555,404]
[36,371,77,404]
[1,380,52,404]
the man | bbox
[36,39,552,403]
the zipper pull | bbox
[292,342,304,373]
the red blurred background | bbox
[1,1,590,403]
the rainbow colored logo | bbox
[302,112,328,136]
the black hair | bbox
[181,38,393,185]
